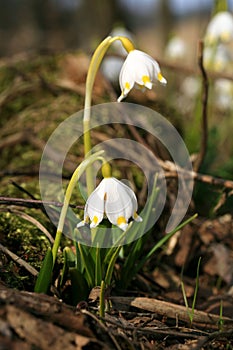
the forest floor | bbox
[0,51,233,349]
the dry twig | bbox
[110,297,233,331]
[0,243,38,276]
[193,40,209,172]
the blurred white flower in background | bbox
[214,79,233,111]
[205,11,233,44]
[180,76,200,99]
[110,26,135,56]
[203,44,233,71]
[101,26,135,85]
[165,36,187,61]
[101,55,125,86]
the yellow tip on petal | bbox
[157,72,167,84]
[117,216,127,225]
[142,75,152,89]
[118,82,131,102]
[124,82,131,91]
[117,216,128,230]
[77,215,89,228]
[90,215,99,228]
[117,94,124,102]
[76,220,85,228]
[133,212,143,222]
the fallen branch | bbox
[110,297,233,331]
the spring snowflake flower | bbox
[117,49,167,102]
[205,11,233,44]
[77,177,142,231]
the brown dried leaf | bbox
[204,243,233,284]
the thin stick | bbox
[81,309,122,350]
[0,243,38,276]
[0,196,84,209]
[194,40,209,172]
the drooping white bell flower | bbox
[77,177,142,231]
[117,49,167,102]
[205,11,233,44]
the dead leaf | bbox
[204,243,233,284]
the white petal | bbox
[104,178,136,225]
[84,181,105,227]
[144,81,153,89]
[118,49,167,99]
[76,220,85,228]
[133,213,143,222]
[158,75,167,85]
[117,94,125,102]
[118,222,128,231]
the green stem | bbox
[51,152,105,264]
[212,0,228,15]
[99,280,106,319]
[83,35,135,196]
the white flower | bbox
[165,36,187,61]
[101,56,125,85]
[214,79,233,111]
[205,11,233,44]
[77,177,142,231]
[117,49,167,102]
[203,44,232,71]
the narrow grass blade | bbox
[60,247,76,287]
[95,245,102,286]
[104,245,122,287]
[132,214,198,277]
[99,280,105,319]
[69,268,89,304]
[34,247,53,293]
[191,256,202,322]
[77,242,94,287]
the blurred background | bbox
[0,0,232,58]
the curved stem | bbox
[83,35,135,195]
[52,152,105,264]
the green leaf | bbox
[99,280,105,319]
[104,245,122,286]
[69,268,89,304]
[133,214,198,276]
[95,245,102,286]
[60,247,76,288]
[34,247,53,293]
[118,175,160,287]
[77,242,94,287]
[103,229,127,266]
